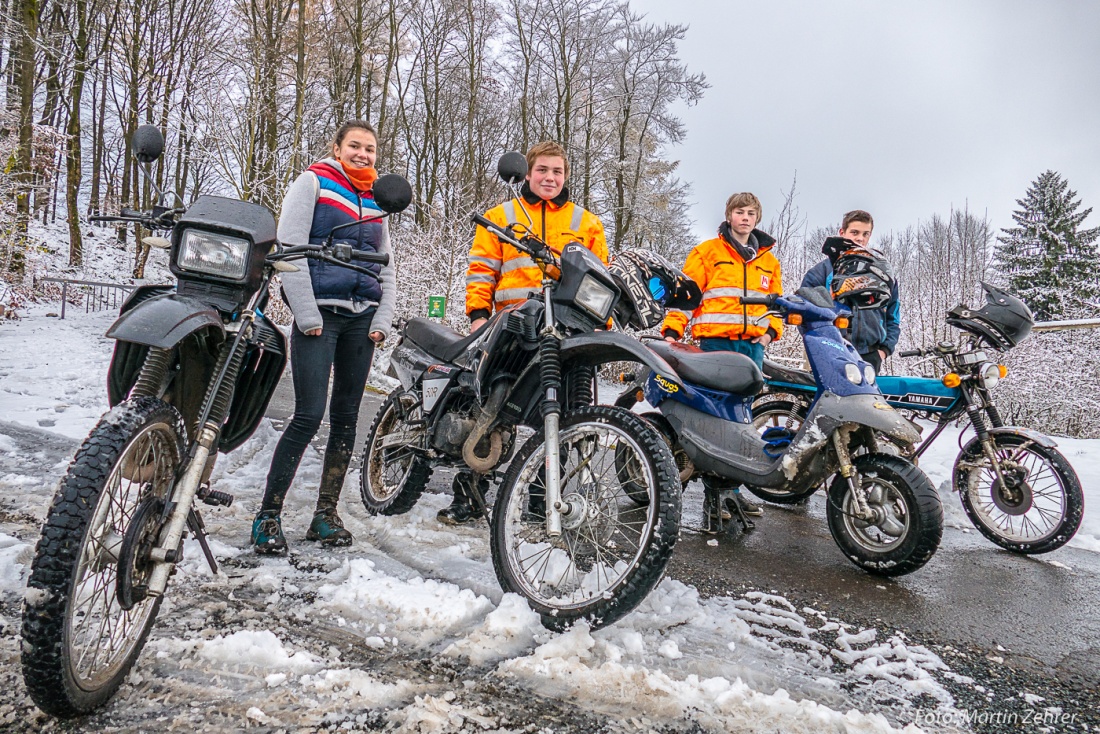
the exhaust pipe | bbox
[462,381,508,472]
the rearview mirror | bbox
[497,152,527,185]
[373,174,413,214]
[132,125,164,164]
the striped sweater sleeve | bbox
[277,171,324,334]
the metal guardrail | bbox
[39,277,137,319]
[1032,318,1100,333]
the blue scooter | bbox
[617,286,943,576]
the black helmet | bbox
[609,250,702,329]
[946,282,1034,350]
[831,246,894,310]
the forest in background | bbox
[2,0,1099,436]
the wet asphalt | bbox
[266,377,1100,699]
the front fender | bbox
[958,426,1057,456]
[106,293,224,349]
[560,332,683,388]
[809,392,922,445]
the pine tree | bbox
[995,171,1100,319]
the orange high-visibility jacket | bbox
[662,231,784,341]
[466,193,608,318]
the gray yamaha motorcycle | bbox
[21,125,412,717]
[359,153,697,631]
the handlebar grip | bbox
[739,294,778,306]
[470,213,497,230]
[351,251,390,266]
[898,349,922,358]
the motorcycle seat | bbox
[647,340,764,395]
[762,358,815,388]
[404,318,484,363]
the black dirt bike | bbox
[756,282,1084,554]
[358,153,694,631]
[20,125,412,717]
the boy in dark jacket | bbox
[801,210,900,373]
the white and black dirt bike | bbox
[20,125,412,717]
[359,153,697,631]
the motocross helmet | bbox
[830,246,894,310]
[609,249,702,329]
[946,282,1034,350]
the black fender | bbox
[809,392,922,445]
[499,332,682,426]
[956,426,1057,462]
[560,332,683,387]
[106,293,224,349]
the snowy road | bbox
[1,309,1097,733]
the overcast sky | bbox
[625,0,1100,245]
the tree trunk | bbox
[9,0,38,279]
[65,0,90,266]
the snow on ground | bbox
[2,307,1097,731]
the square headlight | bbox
[575,274,616,320]
[176,228,250,280]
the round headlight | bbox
[845,363,863,385]
[863,364,876,385]
[979,362,1000,390]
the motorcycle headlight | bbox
[575,274,615,320]
[845,363,863,385]
[979,362,1001,390]
[863,364,876,385]
[176,228,251,280]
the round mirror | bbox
[372,174,413,214]
[497,152,527,185]
[132,124,164,164]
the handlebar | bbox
[898,348,923,358]
[469,212,558,269]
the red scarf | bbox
[339,162,378,194]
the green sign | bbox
[427,295,447,318]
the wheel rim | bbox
[501,422,657,612]
[64,421,177,691]
[367,401,417,502]
[841,476,911,552]
[753,402,803,433]
[966,443,1066,543]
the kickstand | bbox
[187,508,219,575]
[722,489,756,531]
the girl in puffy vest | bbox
[252,120,397,554]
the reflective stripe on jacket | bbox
[466,196,608,315]
[662,231,784,341]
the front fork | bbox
[834,427,873,520]
[145,304,258,595]
[540,284,565,536]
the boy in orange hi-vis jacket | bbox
[441,141,608,526]
[465,141,608,332]
[662,192,783,525]
[661,192,783,368]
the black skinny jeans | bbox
[261,306,377,515]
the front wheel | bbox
[22,397,184,717]
[491,406,681,631]
[955,435,1083,554]
[360,392,432,515]
[826,453,943,577]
